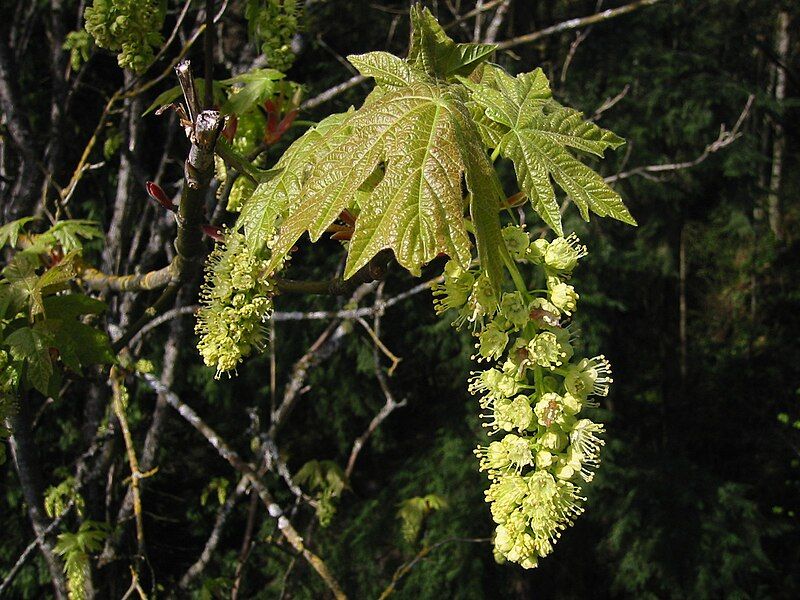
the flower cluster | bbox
[244,0,301,72]
[196,231,274,377]
[84,0,165,72]
[435,227,611,569]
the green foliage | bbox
[221,69,286,115]
[0,217,36,249]
[461,65,633,235]
[294,460,346,527]
[205,5,632,571]
[84,0,165,72]
[44,477,85,518]
[246,5,628,295]
[63,30,92,71]
[0,225,113,398]
[54,521,108,600]
[397,494,448,545]
[200,477,230,507]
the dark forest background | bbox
[1,0,799,598]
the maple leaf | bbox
[236,111,353,253]
[264,81,501,281]
[407,5,496,79]
[463,65,634,235]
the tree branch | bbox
[605,95,754,184]
[109,368,147,563]
[300,75,367,111]
[5,403,67,599]
[274,249,393,296]
[378,537,490,600]
[139,374,347,599]
[111,61,223,352]
[346,297,407,478]
[495,0,666,51]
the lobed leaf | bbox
[407,5,496,79]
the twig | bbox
[473,0,485,42]
[126,276,439,344]
[345,326,407,478]
[378,537,491,599]
[300,75,367,111]
[230,491,258,600]
[346,284,407,478]
[204,0,215,109]
[560,27,592,84]
[443,0,506,31]
[140,373,348,599]
[484,0,512,44]
[355,317,402,375]
[269,283,376,438]
[605,95,754,183]
[0,502,73,596]
[495,0,666,51]
[110,368,147,562]
[178,477,247,589]
[591,84,630,121]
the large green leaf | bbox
[266,82,487,279]
[42,294,107,320]
[520,130,635,225]
[3,252,79,318]
[44,220,103,252]
[499,131,562,234]
[42,319,114,373]
[0,217,36,248]
[459,65,552,129]
[2,254,40,312]
[343,84,474,277]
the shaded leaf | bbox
[0,217,36,248]
[221,69,285,115]
[5,326,53,395]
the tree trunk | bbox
[767,10,789,241]
[7,401,68,599]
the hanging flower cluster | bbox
[196,231,274,377]
[84,0,165,72]
[434,227,612,569]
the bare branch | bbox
[591,84,630,121]
[484,0,512,44]
[378,537,491,599]
[140,374,347,599]
[345,322,407,478]
[179,478,248,589]
[495,0,666,51]
[110,368,147,562]
[300,75,367,111]
[605,95,754,184]
[443,0,507,32]
[78,263,175,293]
[5,405,67,598]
